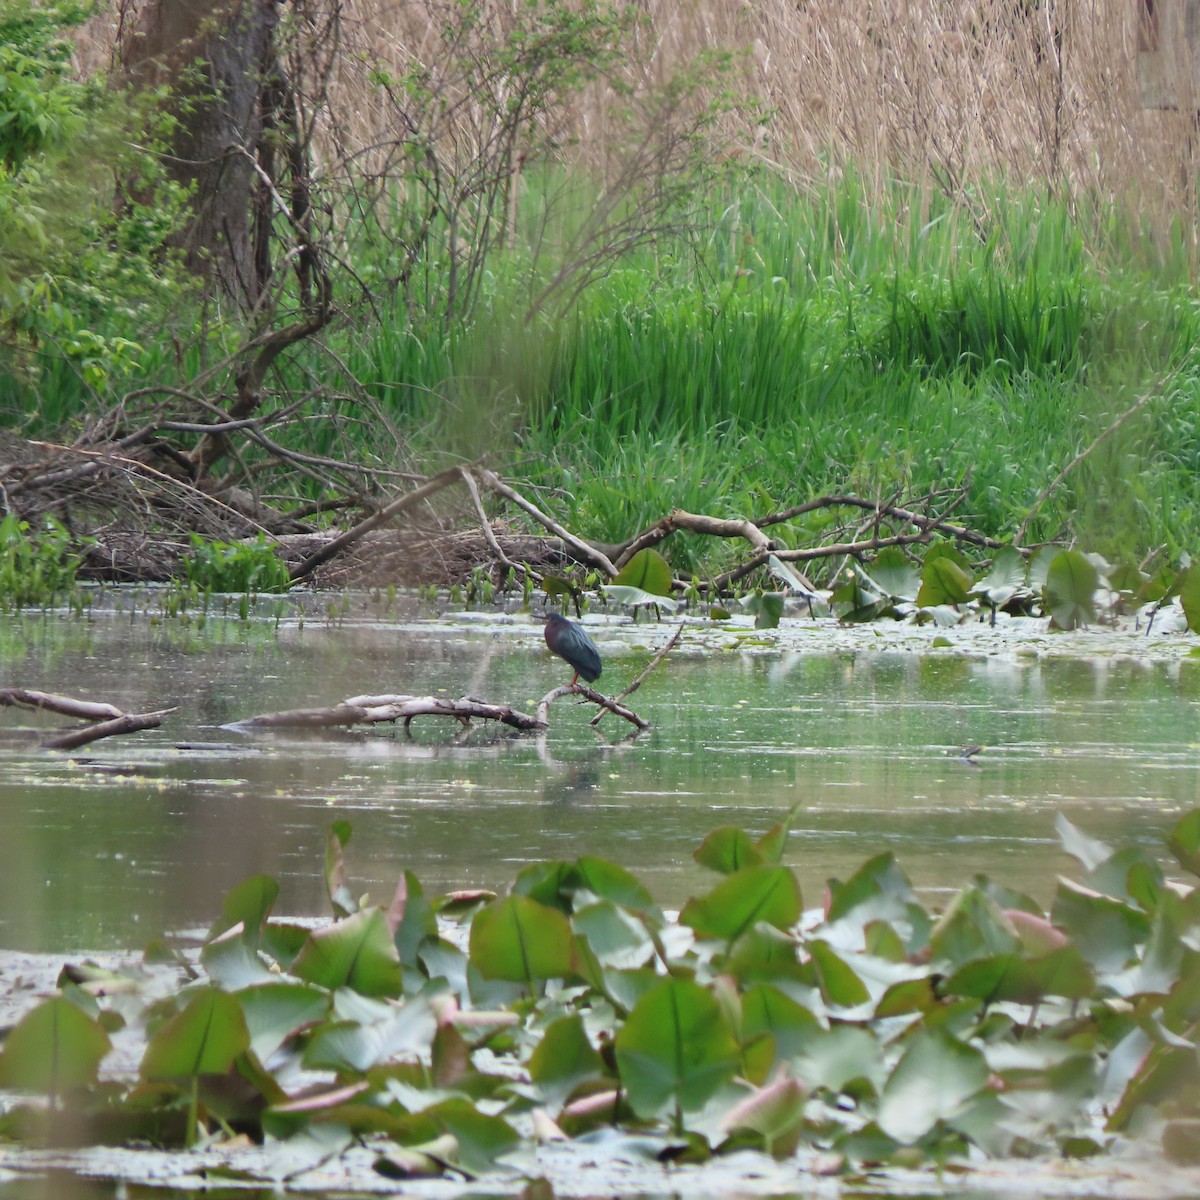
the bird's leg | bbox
[570,671,580,687]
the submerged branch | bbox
[0,689,175,749]
[231,693,544,733]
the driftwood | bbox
[231,694,546,733]
[232,684,651,735]
[0,688,175,749]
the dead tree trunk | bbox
[120,0,280,304]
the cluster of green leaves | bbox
[828,543,1200,633]
[0,512,86,610]
[182,534,292,597]
[3,811,1200,1176]
[0,1,190,409]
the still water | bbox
[2,601,1198,951]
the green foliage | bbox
[0,512,85,609]
[183,534,292,596]
[0,1,190,411]
[8,811,1200,1172]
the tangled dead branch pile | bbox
[1,426,1012,594]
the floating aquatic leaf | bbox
[325,821,357,919]
[1050,879,1150,974]
[573,856,657,915]
[740,983,821,1061]
[680,865,801,941]
[1043,549,1097,629]
[469,894,575,983]
[390,870,438,968]
[738,590,784,629]
[1168,808,1200,877]
[974,545,1026,608]
[602,583,683,612]
[917,555,973,608]
[864,547,919,602]
[1055,812,1114,873]
[693,826,765,875]
[236,982,329,1063]
[529,1014,607,1111]
[291,907,405,997]
[141,988,249,1080]
[1179,566,1200,633]
[611,548,673,597]
[0,996,111,1094]
[208,873,279,943]
[614,977,740,1118]
[878,1028,988,1143]
[718,1074,808,1157]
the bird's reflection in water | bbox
[540,762,602,804]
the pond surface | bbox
[2,597,1198,952]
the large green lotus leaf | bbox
[1055,812,1114,873]
[755,802,802,865]
[928,887,1019,969]
[740,983,821,1061]
[291,908,405,997]
[807,940,871,1009]
[1179,565,1200,633]
[941,946,1094,1006]
[866,547,920,602]
[693,826,766,875]
[614,977,740,1117]
[1043,549,1097,629]
[529,1014,607,1111]
[602,584,683,612]
[917,555,973,608]
[1051,879,1150,974]
[1168,809,1200,877]
[824,852,928,953]
[202,929,275,989]
[796,1026,884,1094]
[740,592,784,629]
[680,865,801,941]
[208,873,279,943]
[424,1098,521,1174]
[469,894,574,983]
[973,545,1026,607]
[0,996,111,1093]
[303,1000,437,1073]
[141,987,250,1080]
[512,861,575,912]
[718,1075,808,1158]
[572,856,657,915]
[236,982,329,1063]
[572,900,656,970]
[877,1028,988,1144]
[390,870,438,969]
[612,548,673,597]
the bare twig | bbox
[459,466,537,582]
[476,469,618,577]
[537,683,650,731]
[591,621,684,726]
[289,466,462,581]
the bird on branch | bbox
[543,612,602,688]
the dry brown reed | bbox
[79,0,1200,250]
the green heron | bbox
[543,612,602,687]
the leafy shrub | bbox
[182,534,292,595]
[0,512,85,609]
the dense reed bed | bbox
[20,0,1200,579]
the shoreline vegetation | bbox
[3,0,1200,599]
